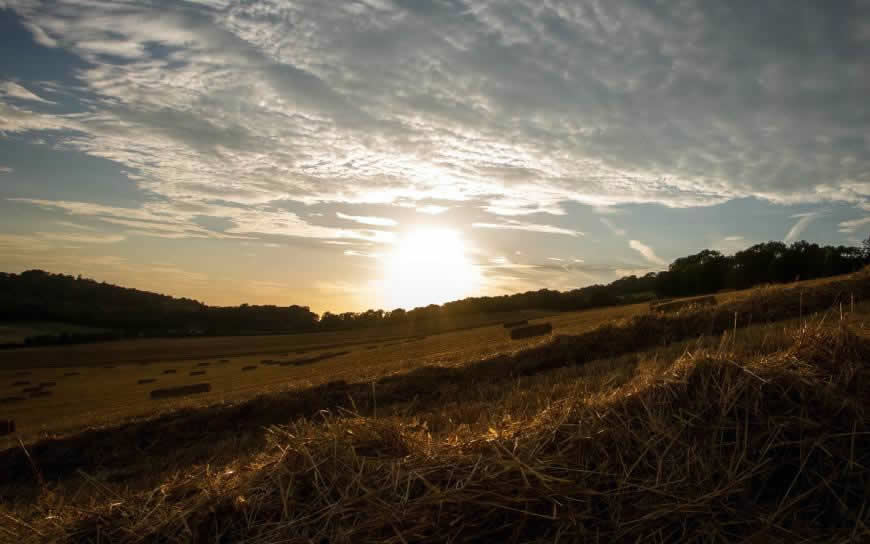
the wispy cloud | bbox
[472,220,581,237]
[3,0,870,235]
[629,240,667,266]
[336,212,398,227]
[839,216,870,234]
[784,212,820,243]
[1,81,54,104]
[416,205,449,215]
[35,232,124,244]
[600,218,626,237]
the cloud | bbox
[343,249,382,259]
[14,198,396,244]
[1,82,55,104]
[839,216,870,234]
[22,21,58,47]
[0,166,11,174]
[3,0,870,243]
[724,235,744,241]
[416,205,449,215]
[34,232,124,244]
[336,212,398,227]
[629,240,667,266]
[472,219,582,237]
[784,212,820,243]
[55,221,97,231]
[600,217,626,237]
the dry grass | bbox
[0,300,648,443]
[2,270,870,542]
[4,317,868,542]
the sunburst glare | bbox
[380,228,480,310]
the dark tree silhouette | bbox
[1,238,867,345]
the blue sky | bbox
[1,1,869,312]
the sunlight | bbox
[380,228,480,310]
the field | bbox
[2,272,870,542]
[0,304,646,445]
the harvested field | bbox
[3,314,870,542]
[189,370,206,376]
[0,271,868,454]
[10,381,29,386]
[63,372,80,377]
[162,369,176,374]
[20,387,40,393]
[137,378,156,384]
[38,381,56,388]
[0,397,24,404]
[241,365,257,371]
[149,383,211,400]
[28,390,52,398]
[195,362,210,367]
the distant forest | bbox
[1,239,868,345]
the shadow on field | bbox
[1,273,867,492]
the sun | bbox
[380,228,480,310]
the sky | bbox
[1,1,869,313]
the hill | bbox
[1,268,869,541]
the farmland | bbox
[0,302,647,445]
[2,271,870,542]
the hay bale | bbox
[21,387,41,393]
[11,380,30,386]
[38,381,56,388]
[0,420,14,436]
[509,323,553,340]
[196,362,210,367]
[29,390,52,398]
[13,371,31,377]
[149,383,211,400]
[0,397,25,405]
[241,365,257,371]
[162,369,177,374]
[503,319,529,329]
[102,365,116,369]
[137,378,156,384]
[261,359,277,365]
[278,350,349,367]
[63,372,80,377]
[189,370,206,376]
[218,359,229,363]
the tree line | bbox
[1,238,868,344]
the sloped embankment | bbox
[30,321,870,542]
[1,272,868,493]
